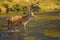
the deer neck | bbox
[23,10,32,18]
[22,14,32,25]
[23,14,32,20]
[22,9,35,23]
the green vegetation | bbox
[0,0,60,13]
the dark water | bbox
[0,32,60,40]
[0,10,60,40]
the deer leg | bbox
[18,24,20,32]
[24,24,26,31]
[7,19,10,31]
[7,23,13,31]
[23,22,28,31]
[7,20,12,31]
[23,19,31,31]
[8,24,12,31]
[7,22,11,31]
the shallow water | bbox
[0,31,60,40]
[0,10,60,40]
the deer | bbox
[7,8,36,32]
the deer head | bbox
[26,8,36,18]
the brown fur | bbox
[7,16,23,32]
[7,15,30,32]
